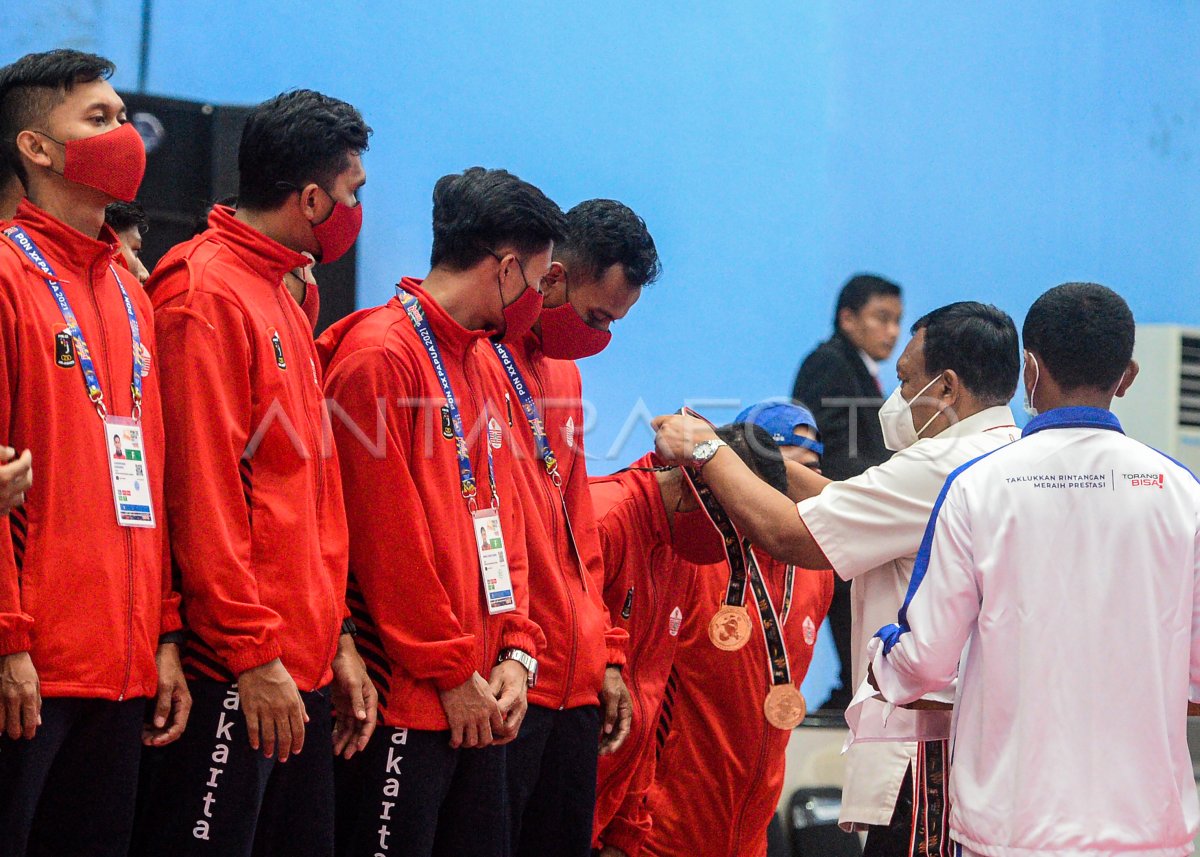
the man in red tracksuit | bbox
[137,90,375,857]
[322,167,560,857]
[591,423,790,857]
[643,403,835,857]
[495,199,660,857]
[0,49,187,857]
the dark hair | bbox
[237,89,371,210]
[554,199,661,288]
[834,273,901,330]
[104,200,147,235]
[1022,282,1135,391]
[430,167,567,271]
[911,302,1019,405]
[715,423,788,495]
[0,49,115,184]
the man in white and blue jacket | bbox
[873,282,1200,857]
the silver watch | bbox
[498,648,538,687]
[691,438,728,468]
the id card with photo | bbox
[104,416,156,528]
[473,508,515,615]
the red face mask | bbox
[311,196,362,264]
[44,122,146,202]
[669,476,731,565]
[540,300,612,359]
[299,279,320,331]
[498,257,544,341]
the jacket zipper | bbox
[594,551,659,792]
[527,359,580,709]
[87,261,136,700]
[275,289,335,690]
[731,590,773,853]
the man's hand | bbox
[650,414,717,466]
[599,846,629,857]
[598,666,632,755]
[0,447,32,515]
[237,658,307,762]
[488,659,529,746]
[143,642,191,746]
[331,634,377,760]
[0,651,40,740]
[439,671,503,749]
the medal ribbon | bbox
[4,225,144,420]
[397,286,497,508]
[744,540,796,689]
[780,565,796,625]
[686,468,749,608]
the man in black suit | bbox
[791,273,902,710]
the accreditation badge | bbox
[104,416,156,528]
[473,508,515,615]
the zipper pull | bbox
[621,586,634,620]
[505,392,514,426]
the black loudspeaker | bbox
[120,92,357,333]
[788,787,862,857]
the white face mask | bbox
[1023,351,1040,417]
[878,374,944,451]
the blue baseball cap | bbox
[735,402,824,455]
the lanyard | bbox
[491,341,560,484]
[744,542,796,689]
[4,225,144,420]
[397,286,497,509]
[687,468,749,608]
[491,339,591,590]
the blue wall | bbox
[7,1,1199,706]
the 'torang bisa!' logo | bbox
[1124,472,1164,489]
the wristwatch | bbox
[691,438,728,469]
[498,648,538,688]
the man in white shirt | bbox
[872,282,1200,857]
[652,301,1020,856]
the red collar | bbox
[203,205,310,284]
[393,276,491,358]
[10,198,121,280]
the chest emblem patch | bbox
[54,329,76,368]
[669,606,683,637]
[270,329,287,370]
[802,615,817,646]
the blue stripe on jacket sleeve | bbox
[875,446,1004,655]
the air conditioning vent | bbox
[1181,336,1200,428]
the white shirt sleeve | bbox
[872,478,981,705]
[1190,507,1200,703]
[798,446,949,581]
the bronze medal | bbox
[764,684,807,730]
[708,605,752,651]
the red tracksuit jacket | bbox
[590,461,699,856]
[0,199,180,699]
[146,206,348,690]
[489,332,626,712]
[318,278,544,731]
[643,552,834,857]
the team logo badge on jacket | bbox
[269,329,286,369]
[54,329,76,368]
[669,605,683,637]
[488,417,503,450]
[564,415,576,449]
